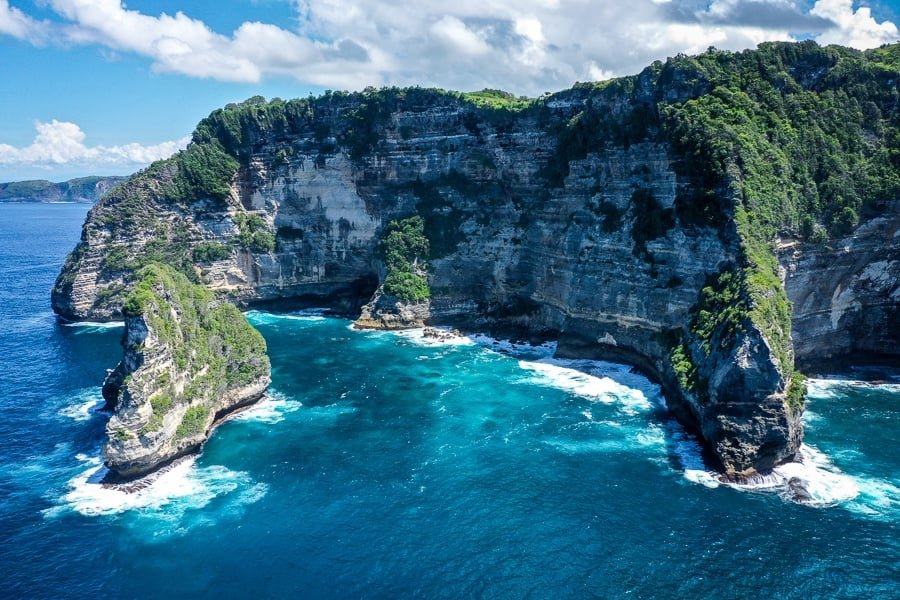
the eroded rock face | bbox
[355,290,430,330]
[54,89,814,474]
[780,205,900,369]
[101,264,270,480]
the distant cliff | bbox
[0,176,126,203]
[53,40,900,476]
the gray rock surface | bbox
[52,83,895,475]
[101,264,270,480]
[780,204,900,369]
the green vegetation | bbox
[786,371,807,415]
[165,143,239,203]
[101,141,238,215]
[193,241,232,263]
[379,216,431,303]
[176,406,209,439]
[691,269,748,357]
[460,89,533,111]
[142,391,174,433]
[235,213,276,253]
[122,263,269,405]
[670,340,704,394]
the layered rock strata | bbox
[54,43,900,475]
[101,264,270,480]
[780,204,900,369]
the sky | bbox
[0,0,898,181]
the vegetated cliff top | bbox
[0,176,127,202]
[173,40,899,236]
[103,262,271,479]
[121,262,270,387]
[126,39,897,374]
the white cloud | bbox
[0,1,897,94]
[0,120,189,171]
[430,16,491,56]
[812,0,899,49]
[0,0,46,40]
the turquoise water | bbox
[1,203,898,598]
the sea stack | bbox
[101,263,270,480]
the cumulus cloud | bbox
[812,0,900,48]
[0,0,47,40]
[0,1,897,94]
[0,120,189,172]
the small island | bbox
[100,263,270,481]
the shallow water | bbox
[1,204,898,598]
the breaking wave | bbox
[56,388,104,422]
[232,391,302,424]
[46,454,267,521]
[517,357,661,415]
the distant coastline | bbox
[0,176,127,203]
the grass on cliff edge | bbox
[122,263,269,432]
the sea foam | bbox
[48,454,267,520]
[245,309,328,327]
[232,392,302,424]
[57,388,104,422]
[61,320,124,334]
[392,327,475,348]
[517,358,660,415]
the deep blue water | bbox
[0,203,898,599]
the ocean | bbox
[0,203,897,598]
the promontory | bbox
[54,41,900,478]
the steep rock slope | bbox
[101,264,270,480]
[55,42,900,475]
[780,202,900,367]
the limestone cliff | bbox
[780,202,900,368]
[54,42,900,475]
[101,263,270,480]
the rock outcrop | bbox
[355,291,430,330]
[54,42,900,475]
[101,263,270,480]
[780,203,900,369]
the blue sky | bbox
[0,0,898,182]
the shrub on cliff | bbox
[379,216,431,303]
[121,263,269,384]
[234,213,276,254]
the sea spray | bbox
[48,454,267,520]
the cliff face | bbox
[780,203,900,368]
[101,264,270,480]
[54,42,900,475]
